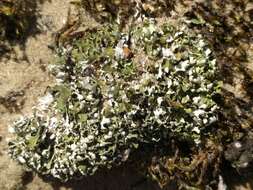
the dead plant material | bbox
[148,142,222,189]
[0,90,25,113]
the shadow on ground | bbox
[0,0,51,59]
[25,165,163,190]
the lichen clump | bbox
[9,20,220,181]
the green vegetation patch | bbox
[8,19,221,181]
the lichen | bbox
[8,19,221,181]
